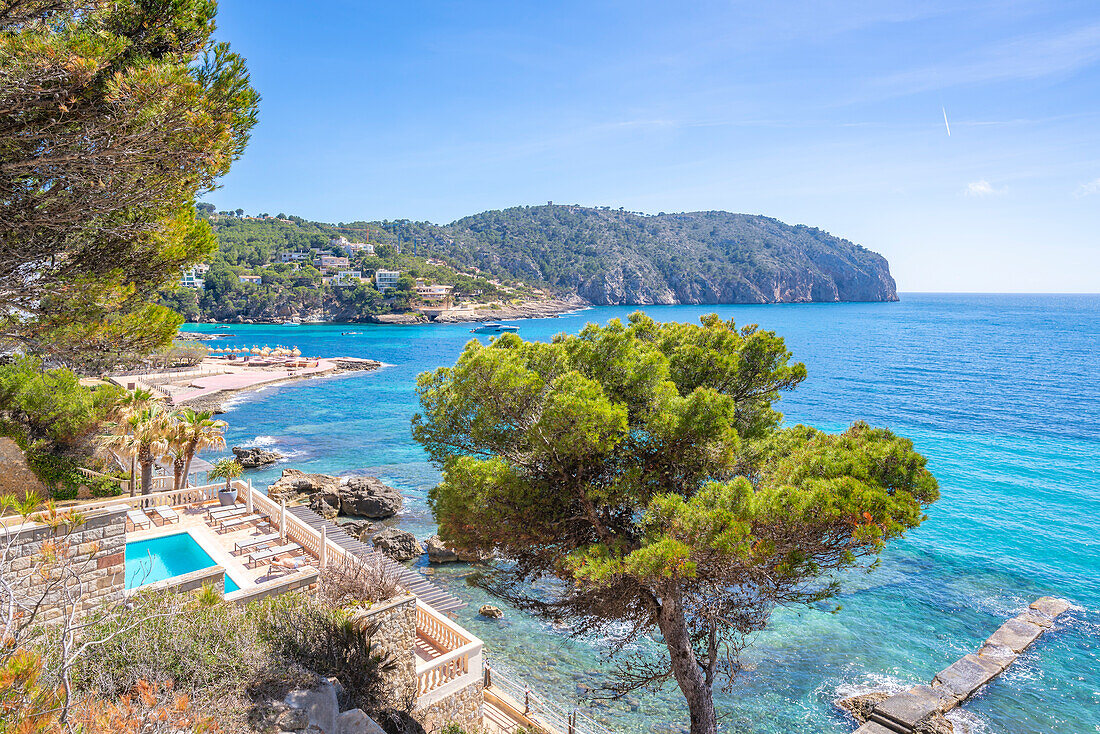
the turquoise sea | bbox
[185,293,1099,734]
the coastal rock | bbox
[276,707,311,731]
[366,313,425,325]
[310,493,339,520]
[285,679,339,734]
[232,445,284,467]
[914,713,955,734]
[424,535,459,563]
[478,604,504,619]
[340,476,402,518]
[836,691,890,723]
[371,527,423,561]
[269,468,341,504]
[341,519,377,541]
[336,709,385,734]
[423,534,489,563]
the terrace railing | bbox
[62,482,224,514]
[414,600,483,701]
[484,660,618,734]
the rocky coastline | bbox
[190,296,588,327]
[265,468,491,566]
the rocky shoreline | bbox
[189,296,589,327]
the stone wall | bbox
[0,505,127,623]
[415,681,484,733]
[351,593,418,709]
[227,567,319,605]
[144,564,225,596]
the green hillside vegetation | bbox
[160,211,530,322]
[164,204,897,322]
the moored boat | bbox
[470,322,519,334]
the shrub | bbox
[71,590,268,700]
[250,593,396,712]
[317,554,401,610]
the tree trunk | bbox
[182,446,195,488]
[656,590,718,734]
[129,456,136,497]
[139,445,153,495]
[173,457,185,490]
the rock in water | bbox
[423,534,490,563]
[836,691,890,723]
[232,446,283,467]
[479,604,504,619]
[371,527,423,561]
[424,535,459,563]
[268,468,341,504]
[340,476,402,518]
[310,493,339,520]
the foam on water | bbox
[186,294,1100,733]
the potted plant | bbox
[208,458,243,506]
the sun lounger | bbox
[234,532,280,555]
[217,513,263,533]
[247,543,302,568]
[150,506,179,525]
[209,507,248,524]
[207,503,242,518]
[126,510,152,531]
[269,555,312,574]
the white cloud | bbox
[964,180,1005,197]
[1074,177,1100,197]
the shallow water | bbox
[185,293,1100,733]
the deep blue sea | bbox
[185,294,1100,734]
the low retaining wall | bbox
[226,567,319,605]
[844,596,1073,734]
[136,565,225,596]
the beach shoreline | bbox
[118,357,382,414]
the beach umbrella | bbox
[291,348,301,357]
[261,346,272,355]
[251,347,261,355]
[232,347,241,354]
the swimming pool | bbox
[125,532,240,594]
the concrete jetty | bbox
[840,596,1073,734]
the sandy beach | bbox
[112,357,381,413]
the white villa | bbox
[180,263,210,289]
[375,269,401,292]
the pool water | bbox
[125,532,240,594]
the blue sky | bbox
[204,1,1100,292]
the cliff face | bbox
[443,207,898,305]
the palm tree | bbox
[207,458,243,491]
[106,389,157,496]
[165,420,190,492]
[101,405,171,495]
[175,408,227,489]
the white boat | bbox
[470,322,519,334]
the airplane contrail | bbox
[943,106,951,136]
